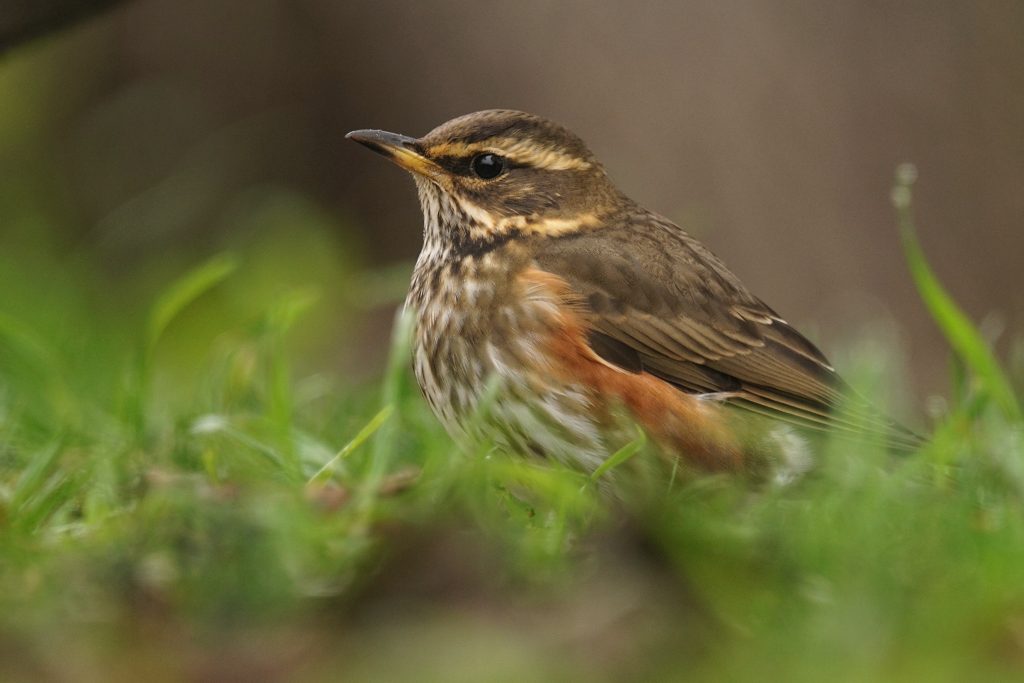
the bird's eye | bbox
[470,153,505,179]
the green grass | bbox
[1,172,1023,683]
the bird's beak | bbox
[346,129,438,178]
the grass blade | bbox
[308,405,393,485]
[9,441,63,512]
[146,253,239,355]
[351,308,415,533]
[892,164,1022,421]
[591,427,647,481]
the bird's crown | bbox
[419,109,597,173]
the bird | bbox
[347,110,920,475]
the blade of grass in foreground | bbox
[892,163,1022,422]
[591,427,646,482]
[126,253,240,437]
[351,308,415,535]
[146,253,240,356]
[308,405,393,485]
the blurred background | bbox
[2,0,1023,408]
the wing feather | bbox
[533,212,921,450]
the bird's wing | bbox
[532,213,921,450]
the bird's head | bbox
[347,110,622,251]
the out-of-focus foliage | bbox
[1,202,1024,681]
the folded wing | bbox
[533,212,921,450]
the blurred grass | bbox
[0,165,1021,683]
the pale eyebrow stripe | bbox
[457,194,603,236]
[426,138,593,171]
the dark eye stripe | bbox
[433,155,472,175]
[433,155,527,176]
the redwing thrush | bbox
[348,110,920,474]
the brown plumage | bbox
[348,110,920,474]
